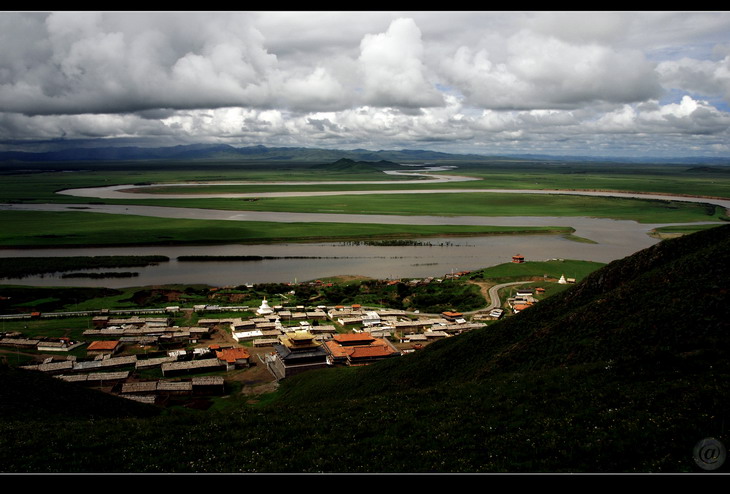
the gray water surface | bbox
[0,226,706,288]
[1,183,726,287]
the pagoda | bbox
[257,297,273,315]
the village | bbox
[0,258,572,408]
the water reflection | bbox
[0,231,671,288]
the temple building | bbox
[266,330,329,380]
[324,333,401,367]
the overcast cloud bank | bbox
[1,11,729,158]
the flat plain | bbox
[1,159,728,247]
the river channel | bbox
[1,167,727,288]
[0,211,721,288]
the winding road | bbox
[467,280,536,314]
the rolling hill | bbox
[308,157,401,173]
[1,141,728,165]
[0,143,489,163]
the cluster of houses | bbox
[9,335,241,404]
[84,315,213,345]
[0,334,86,353]
[265,329,403,380]
[188,298,488,380]
[1,313,248,405]
[2,295,499,405]
[506,287,548,313]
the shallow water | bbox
[0,228,692,288]
[1,182,726,287]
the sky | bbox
[2,10,730,158]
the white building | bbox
[257,298,273,315]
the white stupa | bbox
[257,297,273,315]
[558,274,567,284]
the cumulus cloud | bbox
[0,12,280,114]
[657,55,730,102]
[357,18,444,109]
[0,11,729,157]
[441,30,662,110]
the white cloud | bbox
[357,18,444,109]
[591,96,730,135]
[0,11,729,157]
[657,55,730,102]
[441,30,661,109]
[276,67,348,112]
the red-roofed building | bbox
[333,333,376,346]
[215,347,251,370]
[348,345,398,366]
[324,334,400,367]
[87,340,121,355]
[441,311,463,322]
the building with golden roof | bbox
[267,330,329,380]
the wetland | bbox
[1,157,727,287]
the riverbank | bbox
[0,207,576,249]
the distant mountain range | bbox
[0,143,488,163]
[1,142,728,165]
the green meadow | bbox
[121,191,725,223]
[470,259,605,283]
[0,209,573,248]
[0,159,728,247]
[2,159,730,203]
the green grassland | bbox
[0,284,229,318]
[40,160,726,197]
[434,160,730,197]
[0,159,728,248]
[0,210,572,248]
[3,159,729,203]
[122,191,725,223]
[0,160,419,204]
[652,223,726,235]
[470,259,607,283]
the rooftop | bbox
[333,333,376,344]
[87,340,120,351]
[216,347,251,363]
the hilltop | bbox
[309,157,401,173]
[1,224,728,473]
[0,143,489,164]
[1,141,728,165]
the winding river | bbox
[1,166,726,287]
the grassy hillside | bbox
[282,224,729,395]
[0,366,160,421]
[1,225,728,473]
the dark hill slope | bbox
[1,226,728,473]
[263,226,729,472]
[279,224,730,401]
[0,366,159,420]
